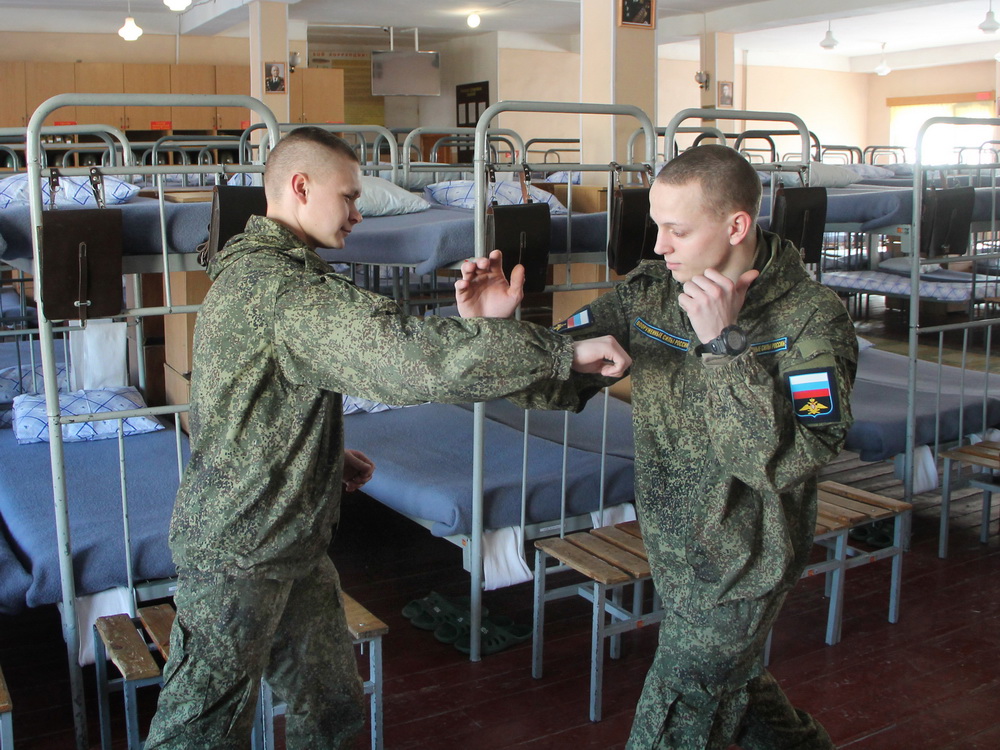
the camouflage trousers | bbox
[626,590,834,749]
[145,555,365,749]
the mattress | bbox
[341,396,635,537]
[845,346,1000,462]
[0,424,188,613]
[320,205,609,275]
[821,270,998,302]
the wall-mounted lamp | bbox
[289,51,302,73]
[163,0,192,10]
[118,0,142,41]
[694,71,710,90]
[467,13,482,28]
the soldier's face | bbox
[650,180,742,284]
[300,158,363,249]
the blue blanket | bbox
[0,425,188,613]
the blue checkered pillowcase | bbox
[0,173,140,209]
[12,386,164,445]
[0,364,68,405]
[424,180,568,214]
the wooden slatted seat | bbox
[0,663,12,750]
[533,524,664,722]
[938,441,1000,557]
[94,593,388,750]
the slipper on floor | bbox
[454,618,531,655]
[402,592,485,632]
[434,613,512,644]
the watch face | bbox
[723,327,747,354]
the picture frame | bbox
[718,81,734,108]
[264,62,286,94]
[619,0,655,29]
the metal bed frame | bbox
[22,93,279,750]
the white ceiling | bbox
[1,0,999,73]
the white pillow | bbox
[857,336,874,352]
[0,364,68,405]
[12,386,163,445]
[806,163,861,188]
[342,394,408,415]
[424,179,568,215]
[357,175,430,217]
[0,173,140,209]
[842,163,895,179]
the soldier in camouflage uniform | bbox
[145,127,630,749]
[461,144,857,748]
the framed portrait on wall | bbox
[718,81,734,108]
[264,62,286,93]
[619,0,655,29]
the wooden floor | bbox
[2,454,999,750]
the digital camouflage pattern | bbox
[169,215,574,579]
[145,558,363,749]
[153,215,577,747]
[516,228,856,748]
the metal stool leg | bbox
[940,456,955,558]
[93,625,113,750]
[0,712,11,750]
[589,581,607,722]
[251,680,275,750]
[981,489,993,544]
[532,549,548,680]
[368,637,384,750]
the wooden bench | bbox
[94,593,388,750]
[532,521,663,722]
[938,441,1000,557]
[0,663,12,750]
[798,481,913,648]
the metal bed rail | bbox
[25,93,279,750]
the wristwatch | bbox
[697,325,748,357]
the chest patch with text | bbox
[750,337,788,356]
[786,367,840,423]
[633,317,691,352]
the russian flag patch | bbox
[786,367,840,423]
[553,306,593,333]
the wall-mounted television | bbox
[371,50,441,96]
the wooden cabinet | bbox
[25,62,77,127]
[123,64,171,130]
[0,62,27,128]
[75,63,125,130]
[170,64,216,130]
[288,68,344,124]
[214,65,251,131]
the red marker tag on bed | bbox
[53,121,76,126]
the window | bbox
[889,99,995,164]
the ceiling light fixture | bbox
[874,43,891,76]
[467,13,481,28]
[118,0,142,41]
[819,21,838,50]
[981,1,1000,33]
[163,0,192,10]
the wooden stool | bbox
[533,521,663,722]
[0,663,12,750]
[95,594,387,750]
[252,592,389,750]
[805,481,913,646]
[938,441,1000,557]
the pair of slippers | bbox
[402,591,531,656]
[849,519,894,548]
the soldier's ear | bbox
[290,172,308,205]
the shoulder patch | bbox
[552,306,593,333]
[633,317,691,351]
[786,367,841,424]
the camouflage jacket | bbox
[516,228,857,608]
[169,215,575,578]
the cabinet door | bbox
[215,65,251,131]
[123,64,171,130]
[170,64,216,131]
[75,63,125,129]
[0,62,27,128]
[25,62,76,127]
[301,68,344,124]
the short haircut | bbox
[264,126,359,199]
[655,144,762,223]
